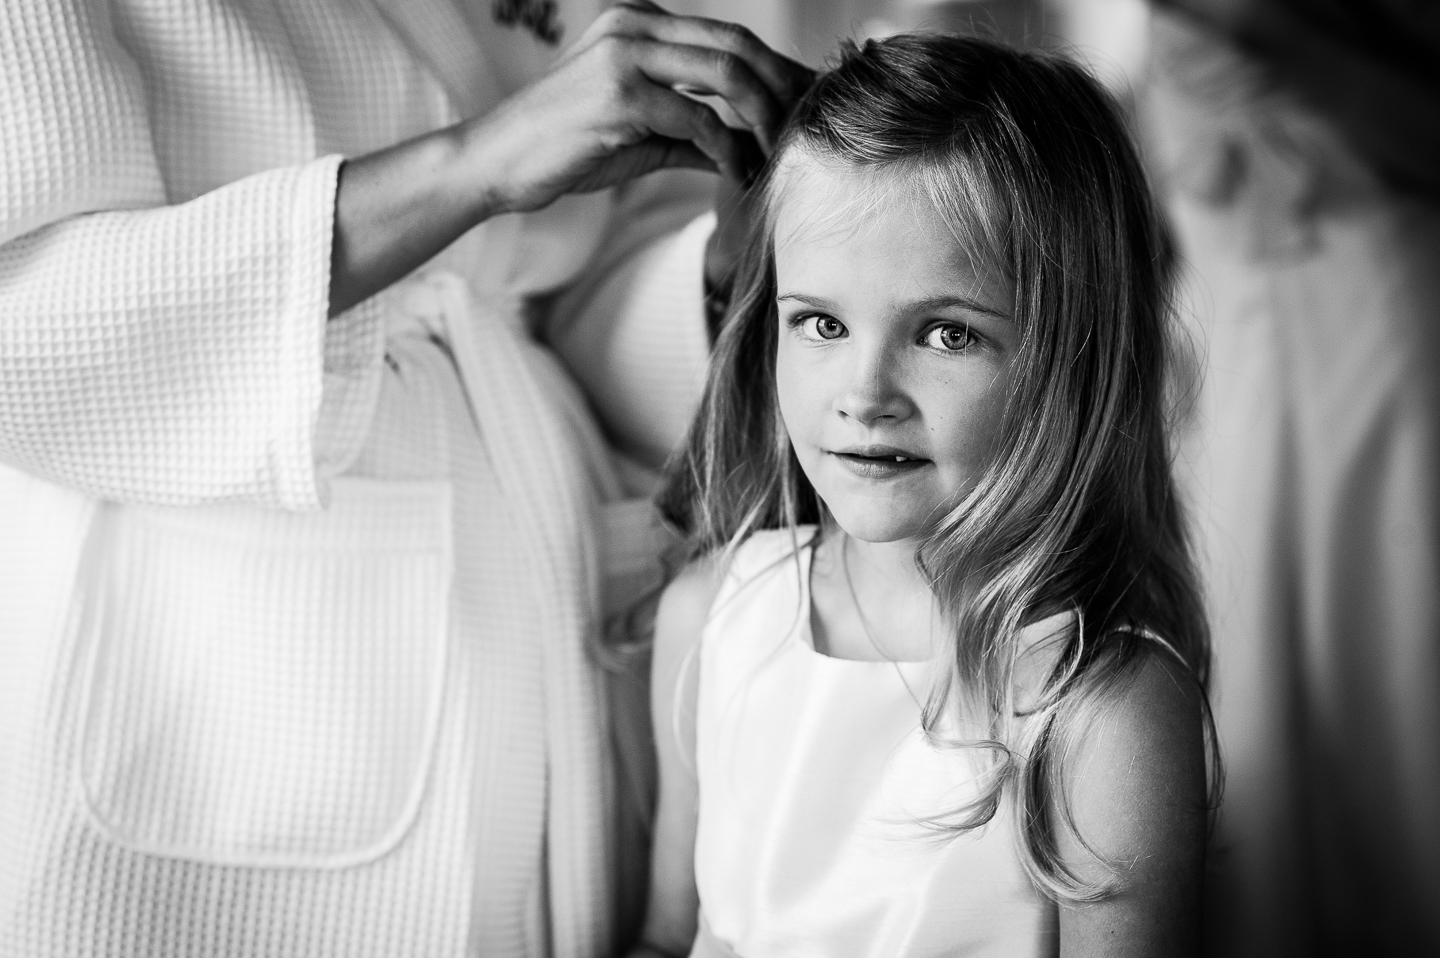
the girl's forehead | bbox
[770,151,1014,317]
[769,149,1004,279]
[769,151,921,246]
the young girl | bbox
[635,33,1217,958]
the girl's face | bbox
[773,154,1019,544]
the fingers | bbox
[628,138,717,176]
[531,5,799,200]
[629,39,784,154]
[614,3,811,103]
[587,3,814,146]
[635,82,764,182]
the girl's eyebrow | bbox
[907,294,1013,322]
[776,291,1012,322]
[776,292,839,311]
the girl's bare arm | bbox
[1057,653,1211,957]
[630,557,725,958]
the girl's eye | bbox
[795,315,846,341]
[924,322,976,352]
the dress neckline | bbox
[795,531,934,670]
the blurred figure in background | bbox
[784,0,1052,59]
[1142,3,1440,955]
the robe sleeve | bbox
[0,0,377,509]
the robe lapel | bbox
[395,271,613,958]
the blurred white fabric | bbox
[1148,12,1440,955]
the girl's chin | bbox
[823,504,933,545]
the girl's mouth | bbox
[831,450,930,479]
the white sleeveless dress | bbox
[691,530,1058,958]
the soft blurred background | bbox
[704,2,1440,956]
[716,0,1148,87]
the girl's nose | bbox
[834,345,910,425]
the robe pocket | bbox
[75,478,452,869]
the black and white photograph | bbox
[1,1,1436,956]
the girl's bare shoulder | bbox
[655,528,814,654]
[1054,647,1210,955]
[1065,642,1209,822]
[654,552,728,660]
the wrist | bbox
[329,124,504,316]
[444,120,508,224]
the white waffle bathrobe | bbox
[0,1,716,955]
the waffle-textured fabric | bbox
[691,531,1059,958]
[0,1,717,956]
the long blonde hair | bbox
[659,33,1218,902]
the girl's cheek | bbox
[774,366,803,442]
[774,347,808,427]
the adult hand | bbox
[468,0,811,212]
[330,2,812,316]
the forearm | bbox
[329,125,498,317]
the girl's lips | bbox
[831,451,931,480]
